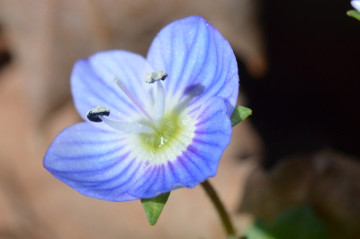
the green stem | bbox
[201,180,236,237]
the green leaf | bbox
[227,236,251,239]
[230,106,252,127]
[245,225,276,239]
[347,10,360,21]
[141,192,170,225]
[245,205,329,239]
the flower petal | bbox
[352,0,360,12]
[147,16,239,116]
[127,97,232,198]
[44,123,141,201]
[71,50,154,122]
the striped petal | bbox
[44,16,239,202]
[43,123,141,201]
[127,97,232,198]
[71,50,154,122]
[147,16,239,116]
[44,97,231,201]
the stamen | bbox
[87,106,110,122]
[152,80,166,119]
[87,106,153,134]
[145,71,167,83]
[145,71,167,119]
[113,77,154,122]
[99,116,154,134]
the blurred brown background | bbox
[0,0,360,238]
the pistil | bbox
[114,77,154,123]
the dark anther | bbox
[159,73,167,81]
[145,70,168,83]
[87,106,110,122]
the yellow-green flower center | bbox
[139,113,184,152]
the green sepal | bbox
[230,106,252,127]
[347,10,360,21]
[141,192,170,225]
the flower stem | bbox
[201,180,236,237]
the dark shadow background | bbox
[240,0,360,168]
[0,24,12,71]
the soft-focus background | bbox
[0,0,359,238]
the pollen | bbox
[87,106,110,122]
[145,70,168,84]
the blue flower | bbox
[352,0,360,11]
[43,16,239,201]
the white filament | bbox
[152,80,166,120]
[99,116,153,134]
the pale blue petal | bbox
[127,97,232,198]
[44,123,141,201]
[352,0,360,12]
[147,16,239,116]
[71,50,154,122]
